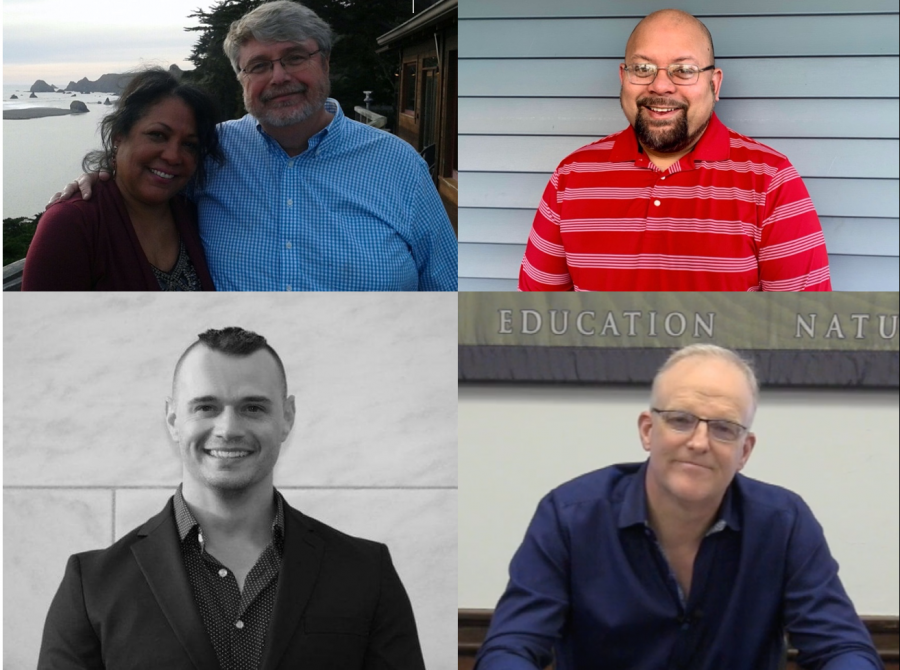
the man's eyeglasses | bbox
[651,408,748,443]
[623,63,715,86]
[240,50,322,78]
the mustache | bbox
[637,97,687,110]
[261,84,308,102]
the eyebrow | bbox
[147,122,198,139]
[631,54,698,62]
[186,395,274,405]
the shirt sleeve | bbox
[21,203,95,291]
[475,493,570,669]
[37,555,105,670]
[518,171,574,291]
[758,161,832,291]
[364,544,427,669]
[407,162,458,291]
[783,498,883,669]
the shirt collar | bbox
[253,97,343,156]
[610,111,730,169]
[173,483,285,544]
[617,458,740,533]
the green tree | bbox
[3,214,42,266]
[183,0,409,122]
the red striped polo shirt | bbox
[518,113,832,291]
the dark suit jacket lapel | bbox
[131,499,219,670]
[260,499,326,670]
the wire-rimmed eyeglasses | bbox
[623,63,715,85]
[240,50,323,78]
[651,408,748,443]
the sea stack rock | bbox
[10,94,18,99]
[104,97,111,105]
[70,100,89,113]
[30,79,56,93]
[29,92,38,98]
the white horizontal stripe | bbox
[522,257,571,285]
[559,161,641,175]
[693,160,779,177]
[559,216,757,238]
[538,199,561,226]
[761,265,831,291]
[730,136,786,159]
[561,185,765,205]
[566,252,758,273]
[759,231,826,263]
[529,229,566,257]
[763,198,818,228]
[768,165,802,192]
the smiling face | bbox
[239,38,330,129]
[113,96,198,207]
[619,13,722,156]
[166,346,295,496]
[638,355,755,510]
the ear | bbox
[712,68,723,101]
[281,395,296,441]
[736,431,756,471]
[165,397,179,441]
[618,62,627,87]
[638,410,653,453]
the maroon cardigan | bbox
[22,179,215,291]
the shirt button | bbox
[218,568,227,578]
[661,176,666,180]
[286,284,293,291]
[288,160,294,167]
[654,199,661,206]
[287,198,293,206]
[285,241,292,249]
[235,620,244,630]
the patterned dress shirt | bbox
[192,99,458,291]
[174,486,284,670]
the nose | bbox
[213,407,245,440]
[647,67,677,95]
[270,59,292,84]
[160,138,182,164]
[685,420,712,451]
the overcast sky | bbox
[3,0,212,86]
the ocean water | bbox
[3,84,116,219]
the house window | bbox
[401,61,417,113]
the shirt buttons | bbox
[653,199,661,206]
[218,568,228,578]
[235,620,244,630]
[286,198,293,207]
[660,176,666,180]
[286,285,293,292]
[285,241,292,249]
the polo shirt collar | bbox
[611,111,730,168]
[617,457,740,533]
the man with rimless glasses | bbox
[61,1,457,291]
[476,345,880,670]
[519,9,831,291]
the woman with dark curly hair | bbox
[23,68,223,290]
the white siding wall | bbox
[458,0,900,291]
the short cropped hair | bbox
[223,0,333,75]
[650,344,759,414]
[173,327,288,397]
[83,68,222,188]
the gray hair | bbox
[223,1,333,75]
[650,344,759,416]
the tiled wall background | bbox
[3,292,457,670]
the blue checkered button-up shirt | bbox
[193,99,458,291]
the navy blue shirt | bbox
[476,461,881,670]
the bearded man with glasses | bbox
[475,344,880,670]
[519,9,831,291]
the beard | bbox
[628,86,715,154]
[245,77,330,128]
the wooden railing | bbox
[353,106,387,129]
[3,259,25,291]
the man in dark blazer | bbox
[38,327,426,670]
